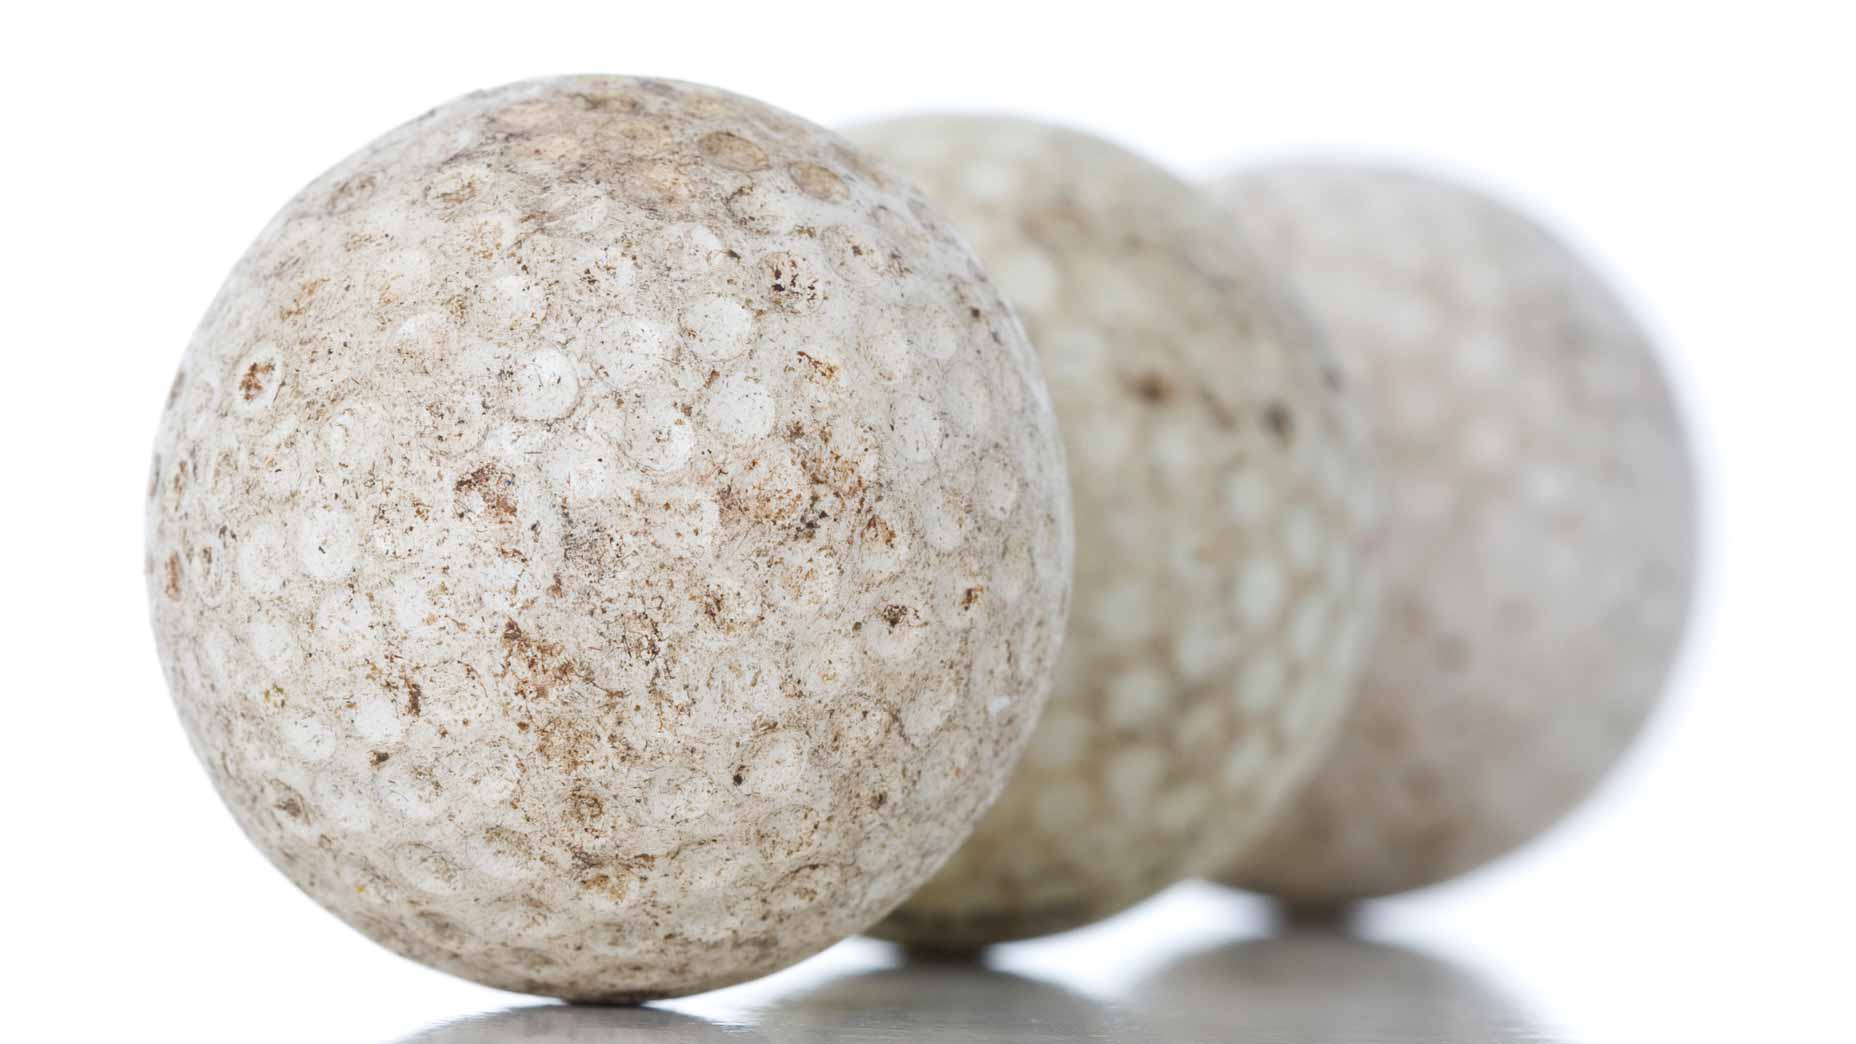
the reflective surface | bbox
[1125,934,1552,1043]
[394,905,1567,1043]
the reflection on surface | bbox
[397,1004,758,1042]
[395,930,1562,1042]
[1127,930,1556,1042]
[757,961,1126,1042]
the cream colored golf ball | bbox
[144,77,1072,999]
[1213,164,1696,906]
[852,116,1378,946]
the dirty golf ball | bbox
[851,116,1378,946]
[1212,164,1695,906]
[143,77,1073,999]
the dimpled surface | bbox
[143,77,1073,999]
[851,117,1378,946]
[1213,165,1695,905]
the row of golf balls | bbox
[144,75,1694,1001]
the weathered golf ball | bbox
[143,76,1073,1000]
[850,117,1378,946]
[1211,164,1696,905]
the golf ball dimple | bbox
[144,76,1073,1000]
[851,116,1379,947]
[1212,164,1696,906]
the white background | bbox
[3,3,1851,1041]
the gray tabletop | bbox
[394,914,1569,1042]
